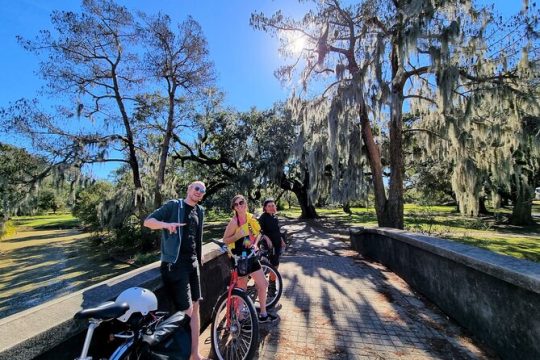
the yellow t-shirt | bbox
[228,212,261,250]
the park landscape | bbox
[0,0,539,358]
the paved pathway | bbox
[199,222,495,359]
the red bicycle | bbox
[209,239,259,360]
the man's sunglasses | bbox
[234,200,245,207]
[193,185,206,193]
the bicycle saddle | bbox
[74,301,130,320]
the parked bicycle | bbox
[245,242,283,309]
[209,239,259,360]
[74,287,190,360]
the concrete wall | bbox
[350,227,540,360]
[0,243,230,360]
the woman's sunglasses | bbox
[234,200,245,207]
[193,185,206,193]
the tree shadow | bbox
[255,221,497,359]
[0,229,131,318]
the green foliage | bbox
[73,181,113,230]
[0,143,46,215]
[0,218,16,239]
[173,100,299,210]
[0,143,89,217]
[1,0,217,224]
[205,208,232,222]
[37,189,64,213]
[113,215,156,252]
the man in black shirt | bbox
[258,198,286,297]
[144,181,207,360]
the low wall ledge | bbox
[350,227,540,294]
[0,242,226,360]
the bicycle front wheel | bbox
[246,262,283,309]
[211,288,259,360]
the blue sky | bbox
[0,0,523,113]
[0,0,524,178]
[0,0,313,113]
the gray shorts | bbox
[160,260,202,311]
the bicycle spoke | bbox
[238,333,251,353]
[234,341,245,360]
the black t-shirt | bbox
[258,212,281,248]
[179,202,199,264]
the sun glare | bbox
[286,33,306,55]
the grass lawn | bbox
[9,207,537,265]
[280,203,540,263]
[11,213,80,229]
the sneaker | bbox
[258,313,277,323]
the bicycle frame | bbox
[76,321,131,360]
[76,310,167,360]
[78,319,101,360]
[212,240,254,330]
[210,239,260,360]
[225,268,240,328]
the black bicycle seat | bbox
[74,301,130,320]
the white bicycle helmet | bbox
[115,287,158,322]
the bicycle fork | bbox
[225,276,236,327]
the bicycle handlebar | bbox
[208,238,260,261]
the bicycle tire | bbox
[246,262,283,309]
[211,288,259,360]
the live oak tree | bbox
[0,143,88,217]
[0,143,48,217]
[410,3,540,224]
[169,94,314,216]
[251,0,537,228]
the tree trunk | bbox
[111,67,144,217]
[478,196,491,215]
[383,39,405,229]
[295,189,318,219]
[492,192,502,209]
[357,86,404,228]
[386,93,405,229]
[357,94,388,227]
[510,175,535,225]
[279,170,318,219]
[154,85,177,208]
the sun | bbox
[286,33,306,55]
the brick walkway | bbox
[199,222,495,359]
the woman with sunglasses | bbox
[222,195,277,323]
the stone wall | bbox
[0,242,230,360]
[350,227,540,360]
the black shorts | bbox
[160,260,202,311]
[232,256,262,277]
